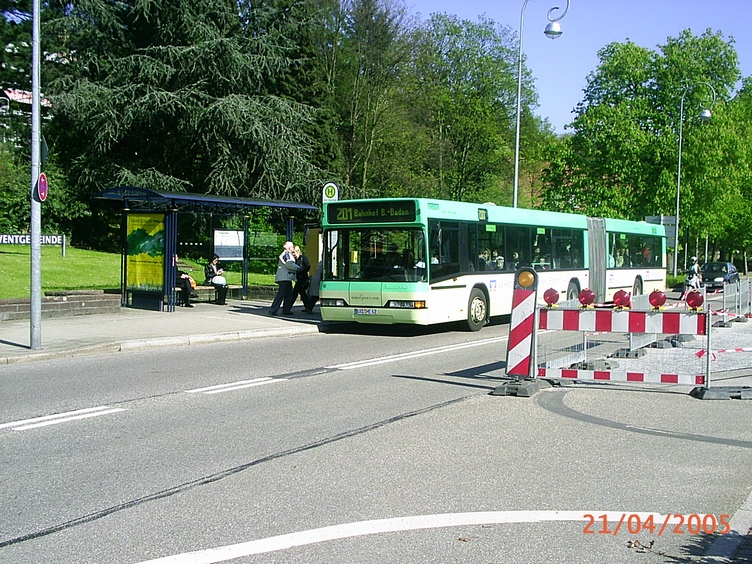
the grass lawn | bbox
[0,244,274,299]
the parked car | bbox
[700,262,739,290]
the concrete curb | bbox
[701,488,752,563]
[0,342,123,365]
[0,325,320,365]
[118,326,320,350]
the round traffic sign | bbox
[322,181,339,202]
[37,173,48,202]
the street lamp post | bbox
[513,0,570,208]
[673,81,716,276]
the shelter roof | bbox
[93,186,317,214]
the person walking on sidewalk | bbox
[270,241,299,316]
[682,256,703,300]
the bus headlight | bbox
[321,298,347,307]
[387,300,426,309]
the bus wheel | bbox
[632,278,643,296]
[467,288,487,331]
[566,281,579,302]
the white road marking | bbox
[185,378,285,394]
[326,336,506,370]
[137,510,686,563]
[0,406,126,431]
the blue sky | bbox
[406,0,751,133]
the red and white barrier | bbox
[539,308,707,336]
[536,303,711,389]
[696,347,752,359]
[537,368,705,386]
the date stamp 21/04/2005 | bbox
[583,513,731,536]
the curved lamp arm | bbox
[547,2,571,23]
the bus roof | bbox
[323,198,664,236]
[603,217,666,236]
[323,198,588,229]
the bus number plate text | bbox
[354,308,378,315]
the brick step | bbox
[0,291,121,321]
[0,286,279,320]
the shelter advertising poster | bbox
[126,214,165,292]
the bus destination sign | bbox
[327,201,417,224]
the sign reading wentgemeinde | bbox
[1,234,64,245]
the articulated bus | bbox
[319,199,666,331]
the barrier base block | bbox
[690,386,752,400]
[671,334,696,343]
[613,348,646,358]
[491,378,551,398]
[573,360,618,370]
[733,316,748,323]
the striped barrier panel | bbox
[506,287,537,377]
[536,306,711,388]
[537,368,706,386]
[539,308,707,335]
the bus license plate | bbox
[354,308,377,315]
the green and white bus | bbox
[319,199,666,330]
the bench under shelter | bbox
[94,186,317,312]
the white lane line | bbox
[326,336,506,370]
[137,510,684,563]
[1,406,126,431]
[185,378,285,395]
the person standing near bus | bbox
[270,241,298,316]
[305,259,322,314]
[292,245,311,311]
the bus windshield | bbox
[327,228,426,282]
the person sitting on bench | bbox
[204,254,228,305]
[175,255,196,307]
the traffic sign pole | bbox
[30,0,42,349]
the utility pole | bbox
[30,0,42,349]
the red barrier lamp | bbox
[649,289,666,309]
[613,289,631,309]
[543,288,559,307]
[686,290,704,310]
[578,288,595,307]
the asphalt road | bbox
[1,317,751,563]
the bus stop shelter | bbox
[93,186,317,312]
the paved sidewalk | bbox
[0,298,321,364]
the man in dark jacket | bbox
[292,245,311,312]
